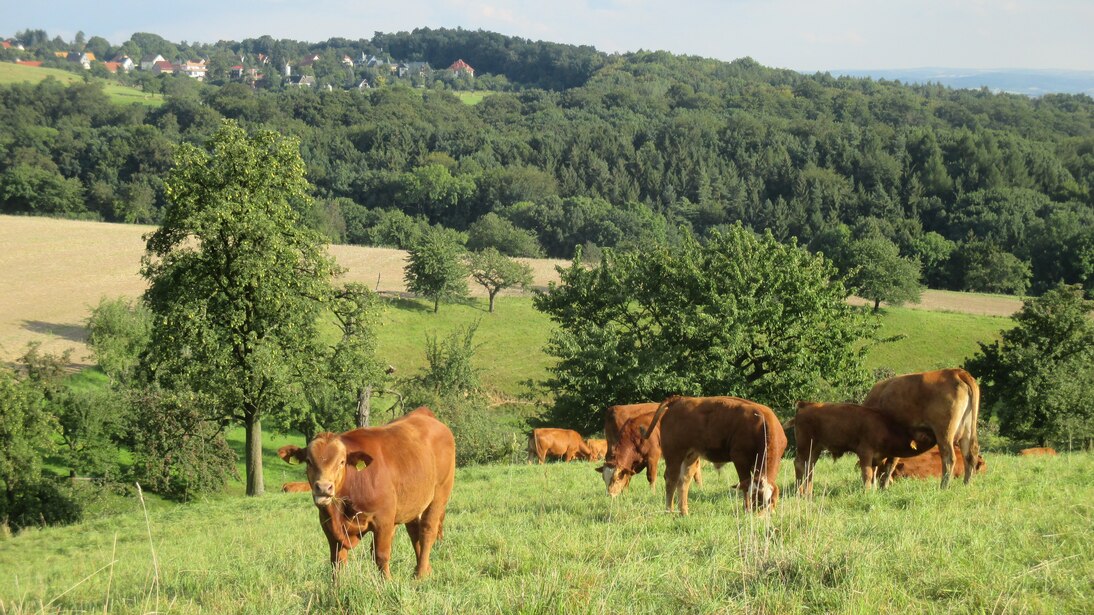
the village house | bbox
[287,75,316,88]
[178,60,207,80]
[152,60,175,75]
[110,55,135,71]
[342,55,354,67]
[140,54,166,71]
[448,59,474,78]
[397,61,431,78]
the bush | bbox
[0,479,82,532]
[126,388,238,501]
[404,387,523,466]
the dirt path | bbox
[1,215,1021,365]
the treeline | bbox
[1,29,1093,296]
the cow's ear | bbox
[278,445,307,464]
[346,450,373,470]
[594,465,605,474]
[620,467,636,477]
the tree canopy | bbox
[534,225,878,431]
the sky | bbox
[3,0,1093,72]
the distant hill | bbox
[0,62,163,106]
[829,68,1094,97]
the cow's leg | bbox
[877,457,898,488]
[564,448,576,462]
[678,458,700,516]
[416,499,449,578]
[936,423,961,489]
[405,518,423,559]
[647,452,660,490]
[663,456,679,512]
[958,433,979,485]
[859,456,876,490]
[694,463,704,488]
[373,523,395,579]
[733,461,752,511]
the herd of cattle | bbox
[276,367,1058,579]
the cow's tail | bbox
[643,395,679,439]
[783,417,796,431]
[958,369,980,452]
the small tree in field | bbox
[404,227,469,313]
[141,120,339,496]
[847,236,923,311]
[966,284,1094,447]
[468,248,534,313]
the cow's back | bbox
[341,408,455,519]
[605,403,659,457]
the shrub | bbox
[0,478,82,532]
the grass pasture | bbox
[0,63,163,107]
[2,453,1090,613]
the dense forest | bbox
[2,27,1093,296]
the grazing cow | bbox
[527,428,591,464]
[641,396,786,514]
[597,413,662,495]
[281,481,311,493]
[890,446,987,480]
[584,439,608,461]
[1019,447,1057,456]
[277,407,455,579]
[789,401,938,495]
[605,403,660,460]
[863,369,980,488]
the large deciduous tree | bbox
[966,284,1094,447]
[534,225,878,431]
[847,236,923,311]
[141,120,338,496]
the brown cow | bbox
[583,439,608,461]
[789,401,939,495]
[1019,447,1057,456]
[281,481,311,493]
[277,407,455,579]
[863,369,980,488]
[597,413,663,496]
[890,446,987,480]
[528,428,592,463]
[627,396,786,514]
[605,403,660,460]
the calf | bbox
[583,439,608,461]
[643,396,786,514]
[790,401,937,495]
[278,407,455,579]
[528,428,591,463]
[890,446,987,480]
[281,481,311,493]
[1019,447,1057,456]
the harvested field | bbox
[0,215,566,365]
[2,215,1023,365]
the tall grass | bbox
[1,453,1089,613]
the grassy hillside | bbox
[2,453,1089,613]
[0,62,164,106]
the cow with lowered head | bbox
[599,404,702,493]
[606,395,786,514]
[789,401,938,495]
[278,407,455,579]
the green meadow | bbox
[0,62,164,107]
[1,454,1089,613]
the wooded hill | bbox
[2,28,1093,296]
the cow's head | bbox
[743,476,779,512]
[974,454,987,473]
[595,462,637,497]
[277,434,369,507]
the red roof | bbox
[448,59,474,72]
[15,60,43,67]
[231,64,243,70]
[102,62,121,73]
[1,41,11,49]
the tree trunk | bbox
[244,412,264,496]
[489,291,496,313]
[873,298,881,312]
[356,386,373,428]
[434,295,440,313]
